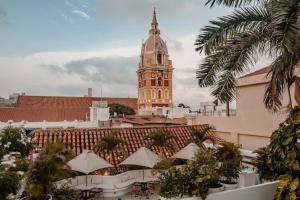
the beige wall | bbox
[189,68,300,150]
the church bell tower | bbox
[137,9,173,115]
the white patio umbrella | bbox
[120,147,161,180]
[68,150,113,186]
[172,143,200,160]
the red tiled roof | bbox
[240,66,271,78]
[34,125,220,168]
[0,96,137,122]
[240,63,300,78]
[116,115,187,126]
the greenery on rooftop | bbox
[145,130,177,154]
[109,103,135,116]
[159,143,241,200]
[254,106,300,199]
[188,126,217,149]
[0,127,33,199]
[26,142,75,200]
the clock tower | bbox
[137,9,173,115]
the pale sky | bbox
[0,0,271,109]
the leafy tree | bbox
[144,130,177,153]
[0,171,21,199]
[26,142,74,200]
[195,0,300,112]
[0,127,33,158]
[254,106,300,199]
[188,126,217,149]
[108,103,135,116]
[178,103,190,108]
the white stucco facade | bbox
[188,67,300,150]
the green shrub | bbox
[26,142,74,200]
[0,171,20,199]
[254,106,300,199]
[159,167,183,198]
[0,127,33,158]
[109,103,135,116]
[52,185,78,200]
[10,158,29,172]
[159,149,220,200]
[215,142,241,184]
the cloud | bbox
[44,56,138,85]
[65,0,75,8]
[0,0,8,26]
[72,10,90,20]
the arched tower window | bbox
[158,90,162,99]
[151,89,156,99]
[157,53,163,65]
[164,89,168,99]
[158,77,162,86]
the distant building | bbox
[188,65,300,150]
[199,100,236,117]
[137,9,173,115]
[0,92,25,107]
[0,95,137,123]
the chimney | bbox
[88,88,92,97]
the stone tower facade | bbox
[137,9,173,115]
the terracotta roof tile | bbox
[0,96,137,122]
[34,125,221,168]
[240,64,300,79]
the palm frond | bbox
[144,130,177,151]
[195,6,270,54]
[271,0,300,53]
[199,25,271,103]
[205,0,262,7]
[263,51,297,111]
[190,126,217,148]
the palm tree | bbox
[144,130,177,153]
[189,126,217,149]
[195,0,300,112]
[94,132,126,153]
[94,131,127,167]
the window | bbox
[157,53,163,65]
[158,77,162,86]
[164,89,168,99]
[151,89,156,99]
[164,80,169,86]
[158,90,162,99]
[151,79,156,86]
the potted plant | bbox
[158,149,224,200]
[215,142,241,190]
[252,147,274,183]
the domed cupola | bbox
[140,8,171,68]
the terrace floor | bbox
[103,193,160,200]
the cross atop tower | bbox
[149,7,160,35]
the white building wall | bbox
[188,68,300,150]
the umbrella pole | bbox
[86,175,88,186]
